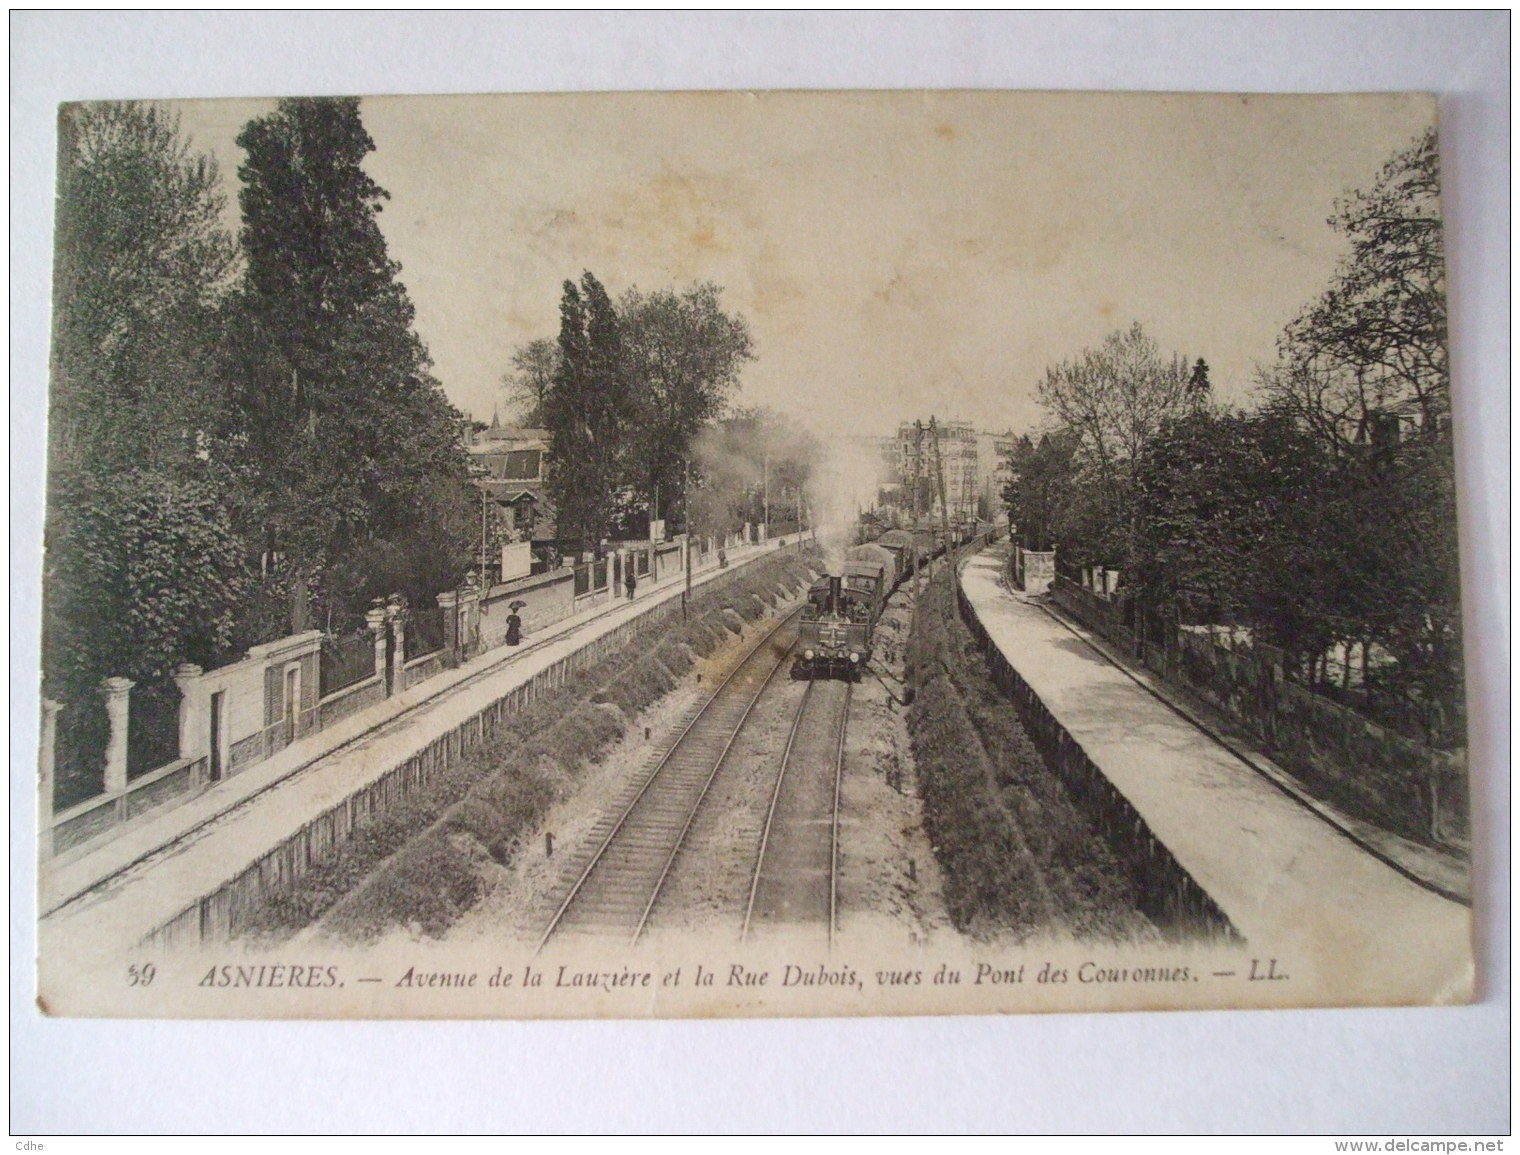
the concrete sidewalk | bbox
[959,546,1470,1002]
[38,539,790,957]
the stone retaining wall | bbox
[957,579,1234,936]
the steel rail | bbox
[740,675,817,941]
[536,605,802,951]
[828,681,851,947]
[628,628,799,946]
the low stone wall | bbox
[479,569,575,648]
[1049,574,1466,847]
[47,755,210,858]
[144,545,816,946]
[401,651,447,691]
[1050,575,1135,651]
[317,675,385,729]
[1173,630,1468,847]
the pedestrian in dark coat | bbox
[625,566,637,601]
[505,611,522,645]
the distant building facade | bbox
[890,418,1013,524]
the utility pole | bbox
[930,416,951,541]
[929,416,957,598]
[763,452,770,535]
[480,488,489,589]
[682,458,691,622]
[910,421,923,528]
[912,420,924,596]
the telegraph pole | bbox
[762,452,770,536]
[682,458,691,622]
[929,416,957,598]
[480,488,490,588]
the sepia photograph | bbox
[33,86,1475,1021]
[11,10,1509,1140]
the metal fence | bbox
[406,608,447,658]
[128,680,182,778]
[52,692,109,811]
[321,630,377,696]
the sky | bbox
[173,90,1435,441]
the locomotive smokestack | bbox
[829,575,842,616]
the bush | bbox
[907,558,1150,939]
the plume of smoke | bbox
[688,410,894,577]
[808,437,893,575]
[688,408,826,544]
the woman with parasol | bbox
[505,600,527,645]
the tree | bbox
[224,97,475,629]
[45,101,249,713]
[50,101,238,477]
[502,337,559,426]
[1187,357,1211,398]
[1264,128,1447,448]
[620,282,755,522]
[1033,323,1193,565]
[46,472,248,692]
[1132,409,1328,637]
[542,272,638,547]
[1256,128,1461,744]
[1036,323,1193,491]
[1002,429,1081,552]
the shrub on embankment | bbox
[243,550,818,942]
[906,560,1154,941]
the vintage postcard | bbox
[35,90,1472,1019]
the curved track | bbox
[537,608,801,947]
[742,676,851,944]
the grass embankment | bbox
[906,560,1154,941]
[241,553,818,942]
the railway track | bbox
[743,675,851,944]
[536,607,802,948]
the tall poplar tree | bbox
[45,102,248,799]
[50,101,239,477]
[224,97,474,629]
[542,272,637,547]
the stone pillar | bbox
[463,585,481,655]
[173,663,206,761]
[438,589,462,657]
[438,587,483,662]
[39,699,61,852]
[100,676,134,795]
[386,599,408,693]
[366,606,390,693]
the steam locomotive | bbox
[796,527,957,680]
